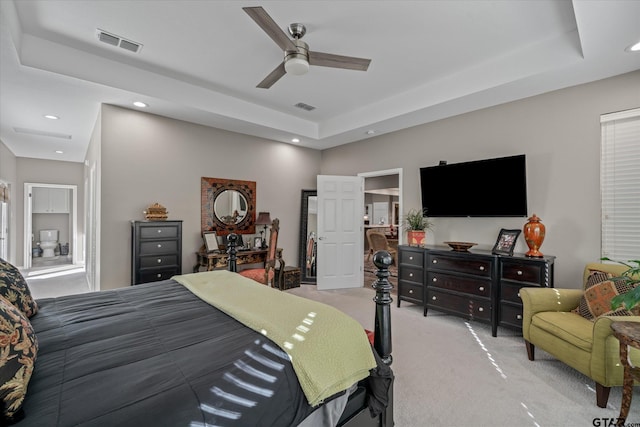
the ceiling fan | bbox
[243,6,371,89]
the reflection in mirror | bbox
[214,190,248,225]
[299,190,317,283]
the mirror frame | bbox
[299,189,317,284]
[201,177,256,235]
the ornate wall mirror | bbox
[201,177,256,235]
[298,189,317,284]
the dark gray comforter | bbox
[18,279,322,426]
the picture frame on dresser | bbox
[253,237,262,249]
[492,228,521,256]
[203,231,219,253]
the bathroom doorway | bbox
[23,183,78,273]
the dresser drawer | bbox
[139,240,179,255]
[137,268,179,284]
[399,249,424,267]
[501,260,542,284]
[428,272,491,298]
[139,225,179,239]
[399,265,423,285]
[500,282,530,304]
[139,255,179,268]
[427,289,491,322]
[399,282,423,303]
[499,303,524,328]
[427,254,492,277]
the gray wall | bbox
[320,70,640,287]
[99,105,321,290]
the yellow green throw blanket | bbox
[173,270,377,407]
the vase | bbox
[407,230,426,246]
[523,214,545,258]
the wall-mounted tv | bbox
[420,154,527,217]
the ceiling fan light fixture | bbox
[285,57,310,75]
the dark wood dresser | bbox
[131,220,182,285]
[397,245,554,336]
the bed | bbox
[0,243,394,427]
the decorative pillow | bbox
[0,295,38,423]
[0,258,38,318]
[576,278,639,320]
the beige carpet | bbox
[287,284,640,427]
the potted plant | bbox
[601,257,640,310]
[402,208,433,246]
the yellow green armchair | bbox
[520,262,640,408]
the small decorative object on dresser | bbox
[523,213,546,257]
[492,228,521,256]
[444,241,477,252]
[203,231,219,253]
[402,208,433,246]
[143,202,168,220]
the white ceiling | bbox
[1,0,639,163]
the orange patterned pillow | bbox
[576,279,639,320]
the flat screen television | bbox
[420,154,527,217]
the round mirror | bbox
[214,190,248,225]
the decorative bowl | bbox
[444,241,477,252]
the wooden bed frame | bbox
[227,234,394,426]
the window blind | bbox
[601,108,640,261]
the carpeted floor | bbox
[288,284,640,427]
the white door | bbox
[316,175,364,290]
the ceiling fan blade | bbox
[256,62,287,89]
[243,6,297,52]
[308,51,371,71]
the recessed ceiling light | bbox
[55,150,64,154]
[44,115,59,120]
[133,101,147,108]
[291,138,300,143]
[626,40,640,52]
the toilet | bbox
[39,229,59,258]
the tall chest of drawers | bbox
[131,220,182,285]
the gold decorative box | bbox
[144,203,168,221]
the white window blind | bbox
[601,108,640,261]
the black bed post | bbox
[227,233,238,272]
[372,250,393,366]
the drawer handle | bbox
[479,286,484,291]
[409,289,414,294]
[479,266,485,271]
[157,229,162,233]
[432,296,437,300]
[409,273,413,277]
[432,277,437,282]
[432,259,438,264]
[157,259,162,263]
[156,273,162,278]
[517,314,522,320]
[517,292,521,297]
[478,307,484,312]
[157,244,162,248]
[409,256,413,260]
[517,270,523,276]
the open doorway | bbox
[23,183,79,275]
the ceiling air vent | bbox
[294,102,316,112]
[96,29,142,53]
[14,127,72,140]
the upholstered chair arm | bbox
[520,287,583,340]
[590,316,640,385]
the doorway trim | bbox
[358,168,403,245]
[23,183,78,270]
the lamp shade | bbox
[256,212,272,225]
